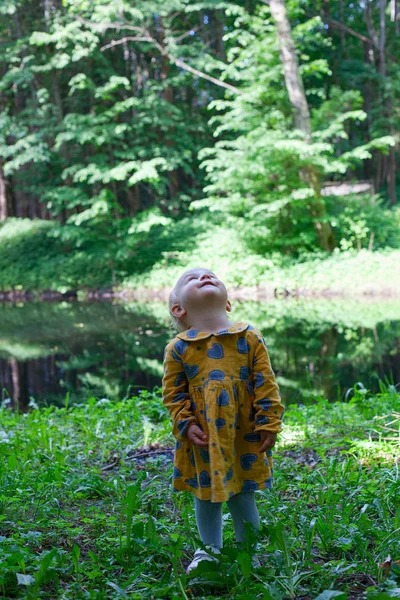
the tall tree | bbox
[269,0,335,250]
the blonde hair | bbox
[168,285,182,332]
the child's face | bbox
[171,268,231,322]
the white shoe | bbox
[186,545,221,574]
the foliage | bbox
[0,385,399,598]
[0,0,399,262]
[192,4,399,254]
[1,215,400,296]
[0,0,228,219]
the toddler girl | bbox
[162,267,284,574]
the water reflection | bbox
[0,299,399,409]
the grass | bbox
[0,384,399,599]
[1,216,400,296]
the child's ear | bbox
[226,299,232,313]
[171,303,187,318]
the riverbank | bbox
[1,217,399,300]
[0,386,399,599]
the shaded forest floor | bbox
[0,385,399,599]
[0,217,399,300]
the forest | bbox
[1,2,400,599]
[0,0,399,296]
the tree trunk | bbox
[364,0,396,203]
[269,0,311,137]
[379,2,397,205]
[269,0,335,250]
[0,161,8,221]
[215,10,227,62]
[362,41,374,183]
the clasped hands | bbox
[187,423,277,453]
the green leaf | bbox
[314,591,347,600]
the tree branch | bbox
[100,36,153,52]
[364,1,380,49]
[98,25,241,94]
[168,55,240,93]
[76,16,145,34]
[302,11,399,63]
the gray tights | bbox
[194,491,260,549]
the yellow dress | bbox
[162,322,284,503]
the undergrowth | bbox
[0,382,399,599]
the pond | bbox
[0,298,399,410]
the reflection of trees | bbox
[3,355,66,410]
[233,300,400,403]
[0,301,170,406]
[1,299,399,407]
[319,328,338,401]
[9,358,29,410]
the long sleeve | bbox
[250,330,284,434]
[162,342,199,441]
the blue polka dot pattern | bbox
[240,453,258,471]
[244,432,261,442]
[177,419,189,435]
[208,369,225,381]
[207,343,224,359]
[172,391,186,403]
[237,337,250,353]
[254,372,264,388]
[241,480,259,492]
[200,470,211,487]
[185,476,199,488]
[173,466,182,478]
[186,330,198,338]
[234,412,239,430]
[200,448,210,463]
[256,397,272,411]
[174,372,186,387]
[217,390,229,406]
[240,366,251,380]
[215,417,226,429]
[265,476,273,488]
[255,415,269,426]
[233,384,238,402]
[171,350,181,363]
[183,363,199,379]
[174,340,189,356]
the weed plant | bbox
[0,383,399,599]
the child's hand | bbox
[258,431,277,453]
[187,424,209,447]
